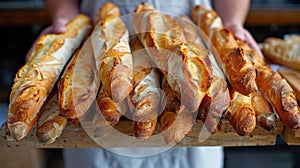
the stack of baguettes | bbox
[5,14,93,142]
[4,2,300,145]
[191,5,300,135]
[133,3,218,144]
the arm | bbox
[45,0,81,33]
[213,0,250,28]
[212,0,263,57]
[26,0,80,61]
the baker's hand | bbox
[224,22,264,58]
[25,19,69,62]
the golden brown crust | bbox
[199,77,230,133]
[129,37,161,139]
[100,49,133,103]
[92,3,133,135]
[177,12,230,133]
[176,15,204,48]
[94,2,120,25]
[236,38,300,130]
[177,42,212,111]
[64,14,92,39]
[262,36,300,70]
[92,10,127,58]
[191,5,222,37]
[97,91,126,127]
[133,117,157,139]
[159,111,193,145]
[134,2,156,13]
[134,3,212,112]
[58,42,99,120]
[7,14,92,140]
[36,116,67,144]
[95,89,128,136]
[36,90,67,144]
[226,87,256,136]
[191,6,257,96]
[161,78,182,114]
[256,65,300,130]
[235,39,265,66]
[250,91,277,131]
[94,3,133,104]
[236,39,277,131]
[191,5,223,46]
[159,78,193,144]
[210,28,258,95]
[130,36,153,84]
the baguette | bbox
[191,5,257,96]
[36,89,67,144]
[176,14,230,133]
[159,78,193,145]
[133,117,157,139]
[160,111,193,145]
[94,2,120,25]
[95,2,133,103]
[95,88,128,136]
[256,65,300,130]
[250,91,277,131]
[209,28,258,95]
[7,14,92,140]
[134,3,212,112]
[199,70,230,133]
[176,15,204,48]
[129,37,161,139]
[93,3,133,133]
[191,5,223,38]
[236,39,299,130]
[58,2,126,121]
[226,86,256,136]
[236,39,278,131]
[58,38,99,120]
[92,3,128,61]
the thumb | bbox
[52,19,69,33]
[232,30,246,41]
[226,25,246,41]
[223,22,245,41]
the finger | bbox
[225,24,246,41]
[244,31,264,58]
[52,19,68,34]
[40,26,54,35]
[232,29,246,41]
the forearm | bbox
[45,0,81,23]
[212,0,250,26]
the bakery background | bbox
[0,0,300,168]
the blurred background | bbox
[0,0,300,167]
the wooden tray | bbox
[281,127,300,145]
[0,120,284,148]
[1,67,299,148]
